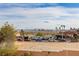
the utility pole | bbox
[20,29,25,41]
[60,25,65,40]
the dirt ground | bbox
[16,50,79,56]
[15,41,79,56]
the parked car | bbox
[31,36,43,42]
[54,35,72,42]
[24,36,31,41]
[16,36,23,41]
[48,36,56,42]
[16,36,31,41]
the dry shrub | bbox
[0,47,17,56]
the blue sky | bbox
[0,3,79,29]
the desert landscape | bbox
[0,3,79,56]
[15,41,79,56]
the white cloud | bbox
[0,6,79,29]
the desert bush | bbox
[0,22,17,56]
[0,47,17,56]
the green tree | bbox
[36,32,44,37]
[0,22,17,56]
[0,22,16,47]
[72,34,78,42]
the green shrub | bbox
[36,32,44,37]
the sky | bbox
[0,3,79,29]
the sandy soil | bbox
[15,41,79,52]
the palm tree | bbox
[60,25,65,30]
